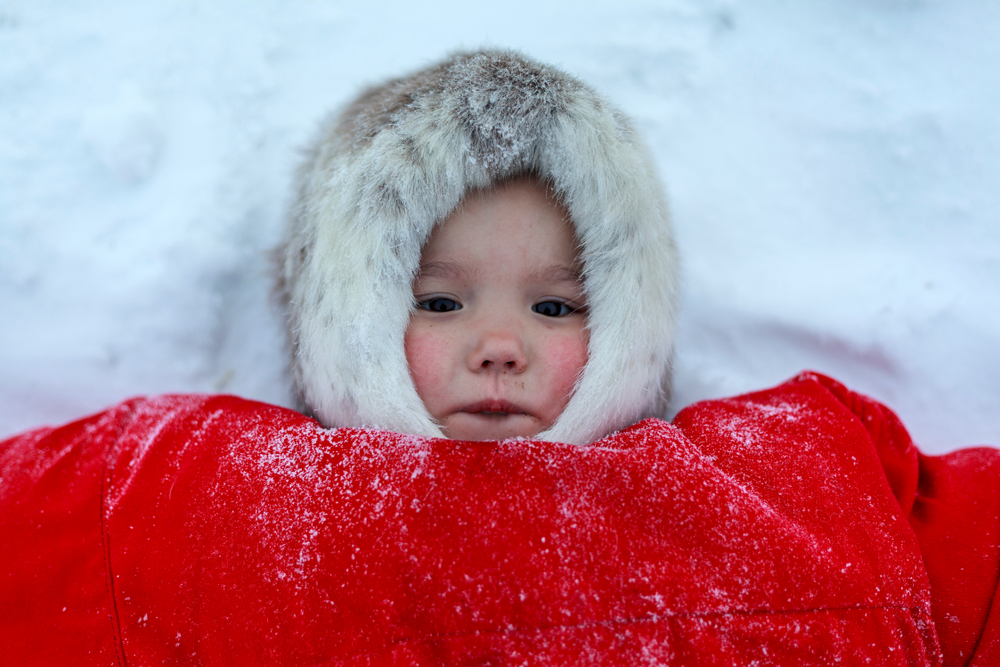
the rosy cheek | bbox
[403,323,453,416]
[542,330,590,416]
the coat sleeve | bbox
[803,371,1000,667]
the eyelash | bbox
[532,300,579,317]
[415,297,584,317]
[417,297,461,312]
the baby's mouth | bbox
[461,399,527,417]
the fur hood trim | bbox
[278,50,678,445]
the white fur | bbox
[278,50,679,445]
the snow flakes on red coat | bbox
[2,373,997,665]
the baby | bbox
[278,50,679,445]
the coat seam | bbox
[339,603,934,660]
[100,403,139,667]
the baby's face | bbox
[405,177,589,441]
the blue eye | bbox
[418,297,461,312]
[532,301,575,317]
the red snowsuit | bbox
[1,372,997,666]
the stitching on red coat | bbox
[100,402,140,667]
[354,604,936,659]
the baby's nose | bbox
[470,330,527,373]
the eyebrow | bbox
[416,261,482,281]
[529,265,584,285]
[417,261,582,285]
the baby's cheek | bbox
[403,324,453,412]
[545,330,590,407]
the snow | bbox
[1,0,997,453]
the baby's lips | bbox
[460,398,529,415]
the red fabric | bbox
[804,373,1000,666]
[1,373,996,665]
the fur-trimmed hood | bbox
[277,50,678,445]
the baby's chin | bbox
[441,412,546,441]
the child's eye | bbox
[532,300,577,317]
[418,297,462,313]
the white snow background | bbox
[1,0,997,453]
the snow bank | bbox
[1,0,997,453]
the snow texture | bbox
[1,0,998,453]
